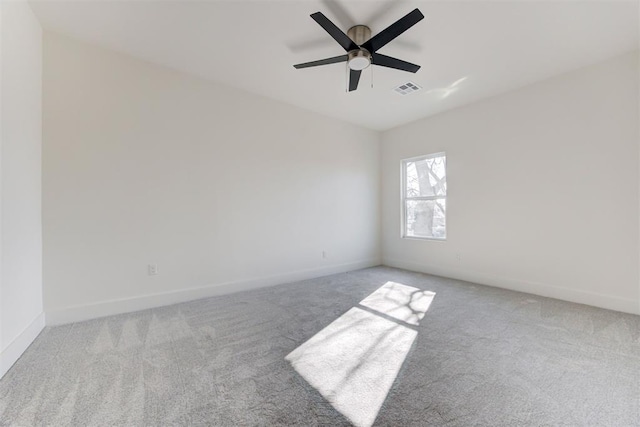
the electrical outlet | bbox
[455,252,462,262]
[148,264,158,275]
[322,251,327,259]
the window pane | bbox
[405,155,446,197]
[405,199,446,239]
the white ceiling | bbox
[31,0,639,131]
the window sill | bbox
[402,236,447,242]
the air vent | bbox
[394,81,421,95]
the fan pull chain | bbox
[345,63,349,93]
[370,63,374,88]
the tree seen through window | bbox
[403,154,446,239]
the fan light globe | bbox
[348,56,371,70]
[348,49,371,71]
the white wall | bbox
[41,31,639,324]
[43,33,381,323]
[0,0,45,378]
[382,52,640,314]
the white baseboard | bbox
[383,258,639,315]
[0,312,46,379]
[46,258,381,325]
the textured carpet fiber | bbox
[1,267,639,426]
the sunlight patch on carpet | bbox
[359,281,435,326]
[285,282,435,427]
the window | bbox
[402,153,447,240]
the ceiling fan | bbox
[293,8,424,92]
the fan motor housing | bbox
[347,25,371,45]
[347,26,372,70]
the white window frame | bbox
[401,152,447,241]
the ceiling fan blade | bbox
[294,55,348,69]
[372,53,420,73]
[349,69,361,92]
[362,9,424,53]
[311,12,359,52]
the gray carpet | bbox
[1,266,639,426]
